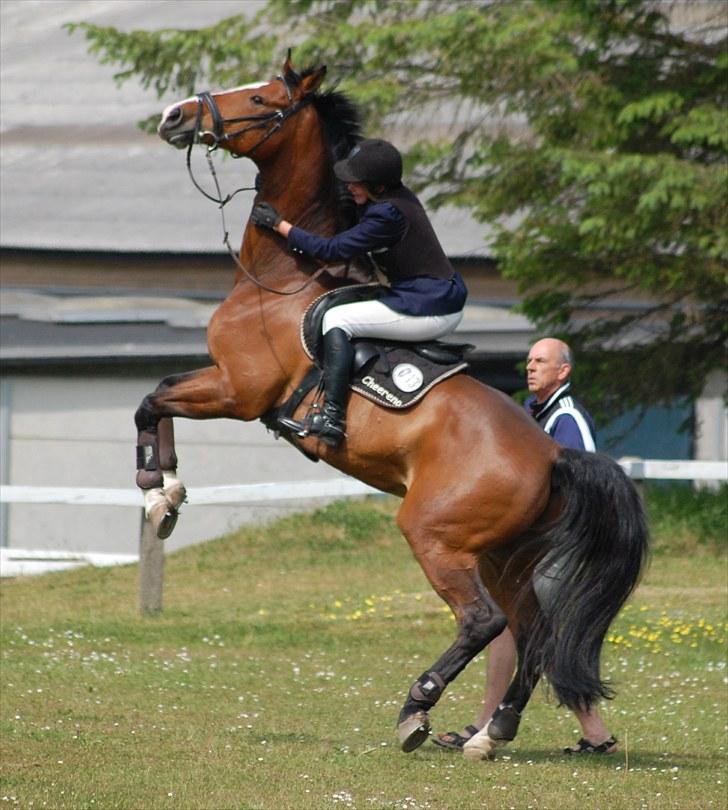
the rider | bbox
[250,138,468,447]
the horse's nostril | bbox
[158,105,186,139]
[166,107,183,126]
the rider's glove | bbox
[251,202,282,230]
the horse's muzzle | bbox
[158,108,195,149]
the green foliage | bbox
[67,0,728,416]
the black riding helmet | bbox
[334,139,403,188]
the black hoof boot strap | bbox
[488,703,522,742]
[136,430,163,489]
[399,671,446,721]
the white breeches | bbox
[322,299,464,342]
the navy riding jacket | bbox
[286,198,467,317]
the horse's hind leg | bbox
[135,367,237,538]
[463,635,540,760]
[395,504,508,752]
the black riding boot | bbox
[279,327,353,447]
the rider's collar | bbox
[530,382,571,417]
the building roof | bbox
[0,0,490,257]
[0,2,532,372]
[0,288,535,366]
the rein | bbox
[185,77,328,296]
[201,149,329,296]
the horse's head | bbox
[158,54,326,158]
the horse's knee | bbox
[135,395,158,432]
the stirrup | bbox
[278,412,346,447]
[277,415,311,437]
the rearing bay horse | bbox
[136,55,648,760]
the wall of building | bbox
[2,363,722,559]
[0,372,359,556]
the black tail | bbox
[522,448,649,710]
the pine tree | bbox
[67,0,728,420]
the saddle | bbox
[302,285,472,409]
[260,284,472,455]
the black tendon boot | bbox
[279,328,353,447]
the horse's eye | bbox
[251,95,264,105]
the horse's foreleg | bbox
[135,367,237,538]
[395,507,507,752]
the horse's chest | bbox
[205,298,297,372]
[206,303,260,358]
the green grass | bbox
[1,492,726,810]
[644,482,727,555]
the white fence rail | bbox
[2,460,724,511]
[1,460,725,598]
[0,478,380,588]
[0,548,138,578]
[617,458,726,481]
[0,478,379,507]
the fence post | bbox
[139,509,164,615]
[619,457,645,499]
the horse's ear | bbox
[282,48,295,77]
[300,64,327,96]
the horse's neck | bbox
[256,171,334,232]
[237,120,339,298]
[256,118,337,236]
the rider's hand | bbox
[251,202,283,230]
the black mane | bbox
[310,88,362,164]
[313,90,362,231]
[287,67,364,233]
[288,66,362,161]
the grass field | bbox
[1,487,726,810]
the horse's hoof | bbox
[147,498,179,540]
[398,711,431,753]
[155,508,179,540]
[462,731,503,761]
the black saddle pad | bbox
[300,286,472,410]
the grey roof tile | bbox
[1,0,490,256]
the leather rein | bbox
[185,76,328,296]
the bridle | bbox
[183,75,328,296]
[194,76,312,157]
[185,74,310,205]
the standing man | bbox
[434,337,617,755]
[524,337,596,452]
